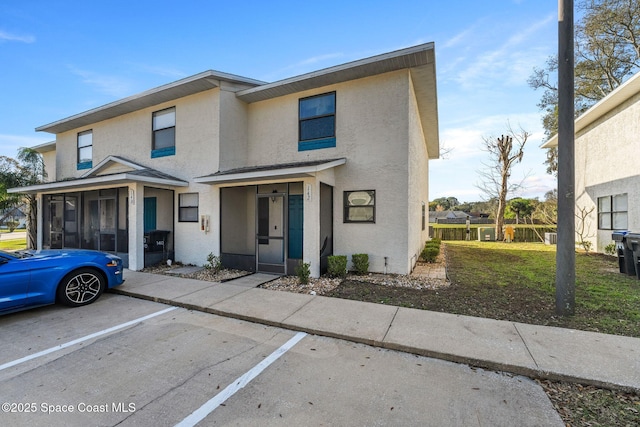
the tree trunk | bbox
[495,170,509,241]
[26,195,37,249]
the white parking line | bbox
[175,331,307,427]
[0,306,178,372]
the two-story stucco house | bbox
[541,70,640,252]
[10,43,439,277]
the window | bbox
[77,130,93,170]
[422,202,426,230]
[152,107,176,158]
[344,190,375,223]
[179,193,199,222]
[598,194,628,230]
[299,92,336,151]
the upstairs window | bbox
[77,130,93,170]
[598,194,628,230]
[152,107,176,158]
[344,190,375,223]
[299,92,336,151]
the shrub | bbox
[295,261,311,284]
[351,253,369,275]
[328,255,347,278]
[421,246,439,263]
[604,242,616,256]
[204,252,222,272]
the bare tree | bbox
[477,125,530,241]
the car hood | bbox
[20,249,117,260]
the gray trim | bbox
[194,158,347,185]
[36,71,265,134]
[236,43,435,103]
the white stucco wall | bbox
[574,91,640,252]
[244,70,420,274]
[407,72,431,272]
[53,90,220,181]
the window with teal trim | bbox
[77,130,93,170]
[299,92,335,151]
[152,107,176,158]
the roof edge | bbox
[36,70,266,134]
[236,43,435,103]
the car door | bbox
[0,253,30,312]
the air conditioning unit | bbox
[544,232,558,245]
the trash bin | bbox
[612,231,635,276]
[623,232,640,279]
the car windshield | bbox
[0,249,31,259]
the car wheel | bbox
[57,268,105,307]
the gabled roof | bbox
[542,70,640,148]
[8,156,188,194]
[36,71,265,134]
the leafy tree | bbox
[429,196,460,211]
[507,198,535,224]
[0,148,46,248]
[529,0,640,174]
[477,125,530,240]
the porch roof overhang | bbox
[8,156,188,194]
[194,158,347,185]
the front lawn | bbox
[0,237,27,251]
[327,241,640,338]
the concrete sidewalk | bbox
[111,269,640,393]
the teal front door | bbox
[288,195,303,259]
[144,197,157,232]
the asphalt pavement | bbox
[112,269,640,394]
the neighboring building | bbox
[542,70,640,252]
[0,205,27,229]
[429,210,472,223]
[10,43,439,276]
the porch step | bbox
[225,273,280,288]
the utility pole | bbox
[556,0,575,315]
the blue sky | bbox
[0,0,558,202]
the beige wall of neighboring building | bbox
[574,92,640,252]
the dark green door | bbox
[144,197,157,233]
[288,195,303,259]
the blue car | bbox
[0,249,124,314]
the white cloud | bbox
[0,134,51,158]
[0,30,35,43]
[264,52,345,81]
[67,66,135,98]
[447,13,555,89]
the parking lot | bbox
[0,293,562,426]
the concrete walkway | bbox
[111,269,640,393]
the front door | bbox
[49,196,64,249]
[256,194,285,274]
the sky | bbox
[0,0,559,203]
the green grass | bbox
[445,241,640,337]
[0,238,27,251]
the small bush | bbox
[604,242,616,256]
[204,252,222,272]
[351,253,369,275]
[328,255,347,278]
[295,261,311,284]
[421,246,439,263]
